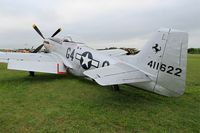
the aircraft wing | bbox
[98,49,127,57]
[83,62,151,86]
[0,52,72,74]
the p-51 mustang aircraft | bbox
[0,25,188,97]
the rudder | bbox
[135,28,188,96]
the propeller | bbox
[51,28,62,37]
[32,24,45,39]
[30,24,62,76]
[32,24,45,53]
[32,44,44,53]
[32,24,62,53]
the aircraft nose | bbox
[43,39,53,50]
[43,40,50,45]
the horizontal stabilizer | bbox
[98,49,127,57]
[84,63,150,86]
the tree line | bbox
[188,48,200,54]
[1,48,200,54]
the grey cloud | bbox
[0,0,200,49]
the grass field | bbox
[0,54,199,133]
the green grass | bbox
[0,54,199,133]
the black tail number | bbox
[147,60,182,77]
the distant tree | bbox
[120,47,139,55]
[188,48,200,54]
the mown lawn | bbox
[0,54,199,133]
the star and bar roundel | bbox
[75,52,99,70]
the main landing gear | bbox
[112,85,120,91]
[29,71,35,77]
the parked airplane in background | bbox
[0,25,188,97]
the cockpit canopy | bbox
[63,36,73,43]
[48,36,83,45]
[63,36,84,44]
[48,36,74,44]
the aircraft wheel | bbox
[112,85,120,91]
[29,71,35,77]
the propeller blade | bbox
[32,24,45,39]
[32,44,44,53]
[51,28,62,37]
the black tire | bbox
[29,71,35,77]
[112,85,120,91]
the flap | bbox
[0,52,72,69]
[0,52,71,74]
[8,60,66,74]
[84,63,150,86]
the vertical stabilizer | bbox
[135,29,188,96]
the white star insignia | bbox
[81,53,91,67]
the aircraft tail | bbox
[135,28,188,97]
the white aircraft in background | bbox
[0,24,188,97]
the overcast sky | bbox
[0,0,200,49]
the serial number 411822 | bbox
[147,60,182,77]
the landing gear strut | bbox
[112,85,120,91]
[29,71,35,77]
